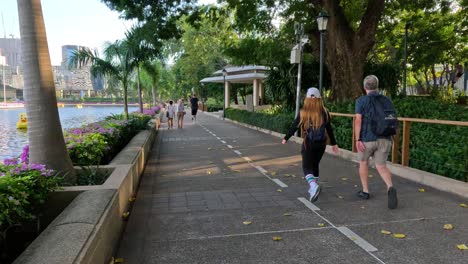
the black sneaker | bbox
[357,190,370,200]
[388,187,398,209]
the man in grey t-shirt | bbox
[354,75,398,209]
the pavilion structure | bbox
[200,65,269,109]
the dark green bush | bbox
[207,104,223,112]
[225,108,294,134]
[226,97,468,181]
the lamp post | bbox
[292,23,308,121]
[402,21,412,95]
[316,11,329,94]
[200,82,205,112]
[222,68,227,119]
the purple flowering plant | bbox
[1,149,60,229]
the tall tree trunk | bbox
[123,79,128,119]
[431,65,438,91]
[423,69,431,91]
[137,67,143,113]
[17,0,75,181]
[320,0,385,101]
[152,86,157,106]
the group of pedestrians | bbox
[165,94,199,129]
[283,75,399,210]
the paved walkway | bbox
[117,113,468,264]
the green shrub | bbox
[226,97,468,182]
[225,108,294,134]
[0,162,61,232]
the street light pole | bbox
[222,68,227,120]
[2,64,6,106]
[317,11,329,94]
[402,21,412,95]
[294,23,304,121]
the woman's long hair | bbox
[299,98,329,134]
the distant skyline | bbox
[1,0,217,65]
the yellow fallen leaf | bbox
[369,175,374,178]
[418,188,425,192]
[459,203,467,208]
[272,236,282,241]
[233,170,241,173]
[393,233,406,239]
[443,224,454,230]
[128,197,136,202]
[122,212,130,219]
[318,223,325,227]
[354,185,358,188]
[284,174,291,177]
[243,221,252,225]
[208,161,214,164]
[381,230,392,235]
[457,244,468,250]
[114,258,125,263]
[208,148,212,150]
[277,189,283,192]
[338,195,344,199]
[341,177,348,181]
[207,170,212,175]
[271,172,277,176]
[283,213,292,216]
[350,237,357,241]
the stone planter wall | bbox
[14,129,157,264]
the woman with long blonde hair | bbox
[282,87,339,202]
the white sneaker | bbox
[308,182,321,203]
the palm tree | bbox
[17,0,75,182]
[142,60,162,106]
[70,41,134,119]
[125,26,157,113]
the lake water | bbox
[0,106,138,161]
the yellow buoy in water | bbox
[17,113,28,130]
[76,104,83,108]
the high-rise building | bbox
[61,45,79,68]
[53,45,104,98]
[0,37,21,67]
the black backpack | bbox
[305,112,327,142]
[368,95,398,137]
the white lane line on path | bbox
[337,227,378,253]
[298,197,321,211]
[216,137,221,140]
[213,134,217,137]
[221,140,226,144]
[272,179,288,188]
[255,166,268,174]
[227,145,233,149]
[234,150,242,155]
[297,197,386,263]
[183,226,333,241]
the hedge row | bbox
[226,97,468,182]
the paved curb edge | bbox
[204,111,468,199]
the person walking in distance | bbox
[282,87,339,202]
[355,75,399,209]
[177,98,186,129]
[166,100,176,129]
[190,94,199,121]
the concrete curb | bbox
[15,129,157,264]
[204,112,468,199]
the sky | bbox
[1,0,217,66]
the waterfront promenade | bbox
[117,112,468,263]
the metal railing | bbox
[330,112,468,166]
